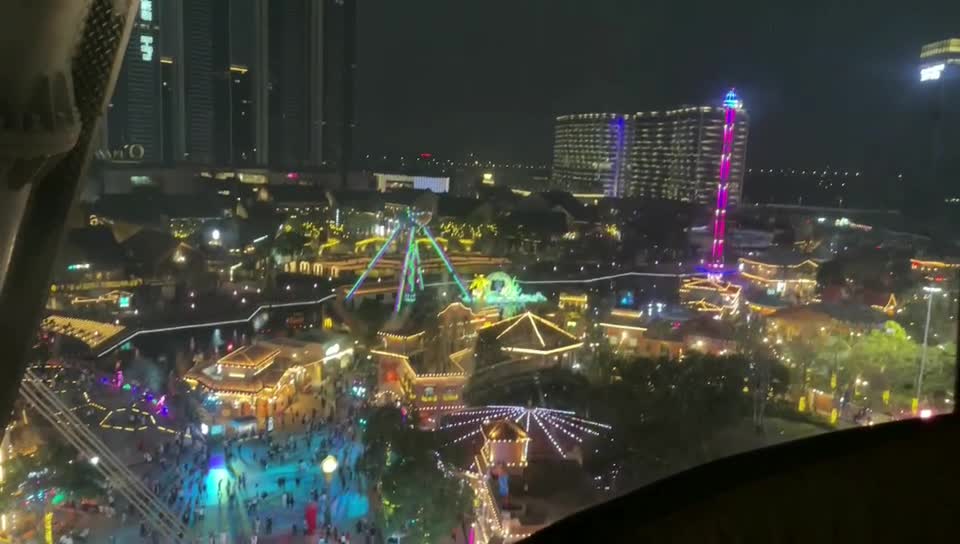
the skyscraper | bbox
[551,94,749,204]
[267,0,319,169]
[146,0,282,168]
[181,0,217,164]
[266,0,355,175]
[916,38,960,211]
[108,0,354,173]
[106,0,163,163]
[322,0,358,185]
[551,113,632,196]
[632,102,748,206]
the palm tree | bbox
[469,274,490,301]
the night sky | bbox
[357,0,959,169]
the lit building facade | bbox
[107,0,354,171]
[552,95,749,203]
[919,38,960,82]
[374,173,450,193]
[551,113,632,196]
[917,38,960,210]
[372,303,499,428]
[633,103,748,206]
[599,309,684,360]
[184,338,352,420]
[107,0,163,163]
[738,255,819,303]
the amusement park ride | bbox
[344,206,471,313]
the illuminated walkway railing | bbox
[95,294,337,357]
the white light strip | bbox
[535,407,576,416]
[540,410,600,438]
[531,410,566,458]
[438,409,515,430]
[447,406,515,417]
[96,294,336,357]
[564,413,613,430]
[519,271,694,285]
[443,428,481,447]
[539,412,583,443]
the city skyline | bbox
[105,0,356,175]
[357,0,960,171]
[551,93,748,202]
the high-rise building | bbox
[181,0,217,164]
[108,0,354,173]
[917,38,960,211]
[266,0,355,175]
[106,0,163,163]
[633,102,748,206]
[551,113,632,196]
[267,0,318,169]
[322,0,358,185]
[919,38,960,82]
[551,94,749,204]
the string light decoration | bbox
[438,405,610,459]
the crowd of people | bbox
[117,373,379,542]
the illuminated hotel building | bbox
[551,113,633,196]
[551,95,749,202]
[633,102,748,206]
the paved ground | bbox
[46,365,377,543]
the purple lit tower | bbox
[709,89,743,273]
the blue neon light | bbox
[345,224,403,300]
[422,226,470,300]
[723,89,741,109]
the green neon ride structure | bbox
[344,207,471,313]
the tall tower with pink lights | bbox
[709,89,744,274]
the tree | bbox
[816,260,845,289]
[587,342,622,386]
[750,355,790,431]
[584,354,756,490]
[0,443,104,513]
[920,342,957,403]
[272,230,308,263]
[359,407,472,542]
[815,335,851,391]
[849,321,919,406]
[381,453,471,543]
[784,337,818,396]
[468,274,491,301]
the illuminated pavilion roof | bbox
[480,312,581,354]
[217,344,280,370]
[482,418,529,443]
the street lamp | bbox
[320,455,340,478]
[915,285,942,414]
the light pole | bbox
[915,285,942,414]
[321,454,338,485]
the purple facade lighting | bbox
[609,116,627,197]
[710,89,740,271]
